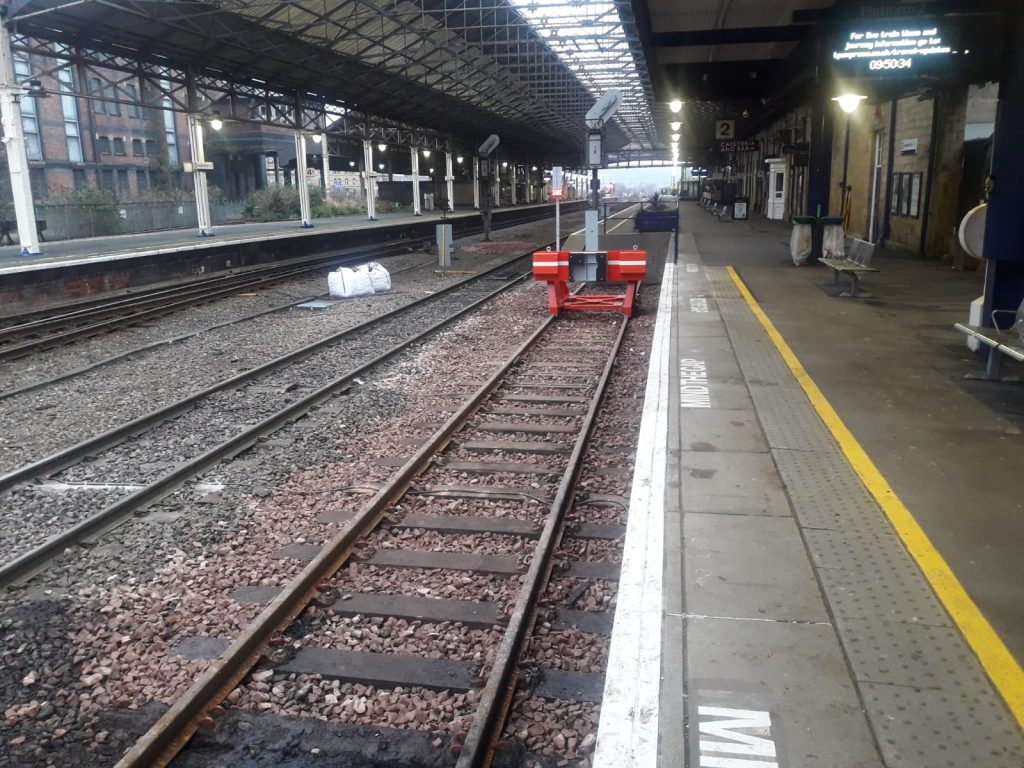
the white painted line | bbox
[679,358,712,408]
[569,202,641,237]
[697,706,779,768]
[592,258,674,768]
[689,295,710,313]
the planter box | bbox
[635,209,677,232]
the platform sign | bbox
[832,23,954,76]
[714,120,735,141]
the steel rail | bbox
[0,260,431,402]
[0,243,418,361]
[456,315,630,768]
[0,248,536,499]
[0,258,543,588]
[113,292,569,768]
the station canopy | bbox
[4,0,658,162]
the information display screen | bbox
[832,22,955,77]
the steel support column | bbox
[0,24,40,255]
[510,164,517,205]
[186,114,213,238]
[445,151,455,212]
[411,147,422,216]
[982,8,1024,325]
[294,132,313,228]
[362,139,377,221]
[473,156,480,210]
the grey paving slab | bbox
[840,617,991,690]
[817,566,951,626]
[684,513,829,622]
[861,681,1024,768]
[687,617,884,768]
[679,451,791,516]
[677,322,729,338]
[680,408,768,453]
[688,380,755,411]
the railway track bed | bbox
[1,247,655,768]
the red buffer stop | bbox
[532,249,646,316]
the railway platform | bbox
[599,203,1024,766]
[0,202,580,315]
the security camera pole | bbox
[477,134,500,241]
[584,90,622,251]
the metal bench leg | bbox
[986,348,1004,379]
[848,273,860,297]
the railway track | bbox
[0,205,572,363]
[0,249,547,587]
[116,304,630,767]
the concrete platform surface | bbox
[595,206,1024,767]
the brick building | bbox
[0,42,308,205]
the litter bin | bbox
[790,215,815,265]
[822,215,845,259]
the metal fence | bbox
[34,201,245,241]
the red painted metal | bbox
[532,249,646,316]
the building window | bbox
[160,81,179,166]
[73,169,87,189]
[113,137,126,155]
[101,169,115,191]
[126,83,141,118]
[137,170,149,192]
[89,77,124,116]
[14,56,42,161]
[104,85,120,116]
[97,136,111,154]
[132,138,144,156]
[145,139,156,157]
[90,78,104,113]
[58,66,84,163]
[117,169,129,194]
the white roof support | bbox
[362,139,377,220]
[186,114,214,238]
[445,151,455,212]
[411,146,422,216]
[0,25,42,255]
[294,131,313,228]
[472,155,480,210]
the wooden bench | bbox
[820,237,878,297]
[0,219,47,245]
[954,306,1024,380]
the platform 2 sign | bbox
[832,23,954,77]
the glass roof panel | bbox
[508,0,657,148]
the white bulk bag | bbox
[365,261,391,292]
[328,267,375,298]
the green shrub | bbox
[243,186,364,220]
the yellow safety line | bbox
[727,265,1024,727]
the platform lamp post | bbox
[477,135,499,240]
[585,90,623,251]
[0,25,44,255]
[833,93,866,226]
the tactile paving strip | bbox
[861,681,1024,768]
[706,267,1024,765]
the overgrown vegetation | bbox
[242,186,363,221]
[43,187,121,235]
